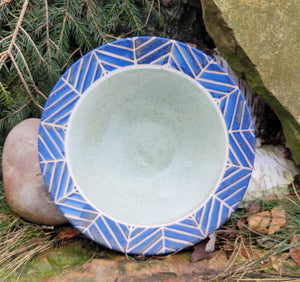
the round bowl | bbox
[38,37,255,255]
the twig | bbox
[34,88,47,101]
[291,181,300,201]
[85,0,107,43]
[0,0,12,10]
[57,12,67,50]
[106,0,121,20]
[285,196,300,208]
[12,43,35,84]
[61,47,81,70]
[19,27,48,65]
[169,1,180,23]
[44,0,52,65]
[9,54,42,110]
[0,100,31,125]
[7,0,30,55]
[125,0,141,31]
[142,0,155,28]
[66,12,92,48]
[0,34,13,45]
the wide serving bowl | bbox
[38,37,255,255]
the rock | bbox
[9,239,300,280]
[201,0,300,165]
[9,240,229,281]
[243,145,299,202]
[42,247,229,281]
[2,118,67,225]
[211,50,284,145]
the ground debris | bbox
[268,207,286,235]
[191,233,216,262]
[57,227,80,240]
[248,211,271,234]
[290,234,300,265]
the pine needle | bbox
[0,181,58,279]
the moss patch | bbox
[5,241,94,281]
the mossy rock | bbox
[201,0,300,165]
[5,241,94,281]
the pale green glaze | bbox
[67,67,227,226]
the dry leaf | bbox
[290,234,300,265]
[248,211,271,234]
[268,207,286,235]
[246,201,260,215]
[240,247,251,259]
[57,227,80,239]
[191,236,214,262]
[240,247,269,262]
[237,217,248,232]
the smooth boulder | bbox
[2,118,67,225]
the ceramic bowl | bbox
[38,37,255,255]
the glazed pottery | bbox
[38,37,255,255]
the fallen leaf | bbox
[218,227,236,241]
[191,235,215,262]
[57,227,80,239]
[290,234,300,265]
[237,217,248,232]
[268,207,286,235]
[246,201,260,215]
[240,247,251,259]
[248,211,271,234]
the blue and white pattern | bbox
[38,37,255,255]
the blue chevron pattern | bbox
[38,37,255,255]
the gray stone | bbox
[201,0,300,165]
[2,118,67,225]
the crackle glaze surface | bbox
[38,37,255,255]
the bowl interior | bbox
[66,67,228,226]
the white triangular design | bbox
[100,216,125,252]
[136,41,172,63]
[126,228,162,253]
[172,42,198,78]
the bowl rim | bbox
[38,36,255,255]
